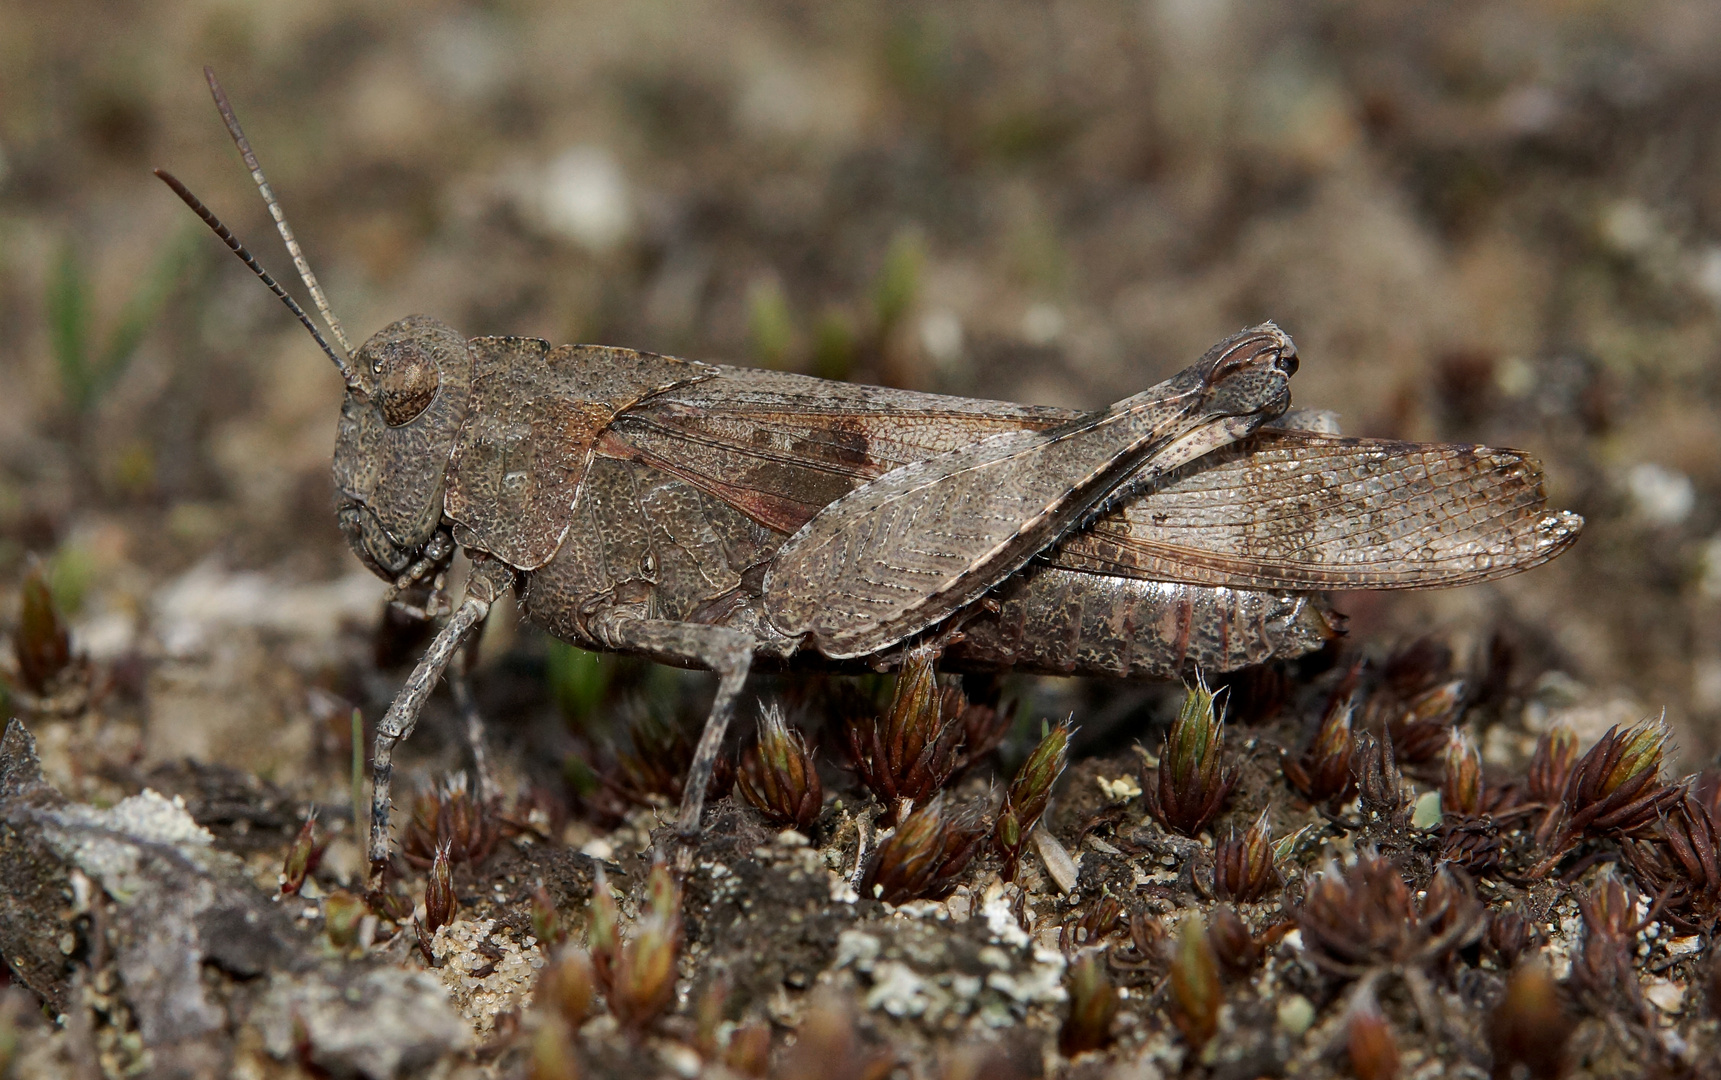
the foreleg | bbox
[368,556,513,890]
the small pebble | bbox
[659,1042,701,1078]
[1644,979,1685,1014]
[1096,775,1141,803]
[1277,994,1316,1035]
[1412,791,1442,829]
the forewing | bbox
[1051,430,1583,589]
[599,366,1064,533]
[602,371,1582,596]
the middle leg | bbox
[587,610,756,837]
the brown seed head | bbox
[956,697,1015,774]
[996,719,1071,879]
[403,772,500,868]
[1058,950,1118,1056]
[1282,697,1356,806]
[1484,906,1540,968]
[1109,910,1166,977]
[1298,853,1415,974]
[530,883,565,948]
[1421,864,1484,948]
[1389,679,1463,767]
[738,704,823,830]
[1576,870,1638,976]
[14,562,72,696]
[423,840,456,937]
[863,795,985,904]
[1296,850,1480,975]
[587,867,620,987]
[1059,894,1123,953]
[1144,680,1237,837]
[1659,781,1721,915]
[1534,718,1677,871]
[1583,868,1639,942]
[527,1016,581,1080]
[1346,993,1401,1080]
[1442,730,1484,818]
[723,1022,772,1077]
[1526,725,1579,805]
[1620,777,1721,927]
[1355,731,1411,828]
[612,707,733,806]
[1571,870,1644,1009]
[846,641,966,823]
[1383,635,1454,697]
[1437,817,1506,875]
[1207,904,1263,978]
[279,808,326,897]
[1213,809,1280,903]
[1168,915,1222,1049]
[1209,663,1294,725]
[540,947,596,1026]
[608,862,683,1033]
[1488,959,1569,1080]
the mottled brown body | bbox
[156,70,1583,885]
[516,359,1334,682]
[323,318,1579,879]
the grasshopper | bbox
[157,72,1582,888]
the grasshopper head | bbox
[157,73,482,585]
[1198,322,1297,423]
[333,316,474,580]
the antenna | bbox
[154,168,367,394]
[202,67,355,360]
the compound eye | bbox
[372,340,440,426]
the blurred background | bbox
[3,0,1721,780]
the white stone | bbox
[1097,775,1141,803]
[865,961,931,1017]
[1412,790,1443,829]
[919,310,964,365]
[1277,994,1315,1035]
[1627,463,1694,527]
[536,147,633,253]
[1644,979,1685,1014]
[1022,303,1065,344]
